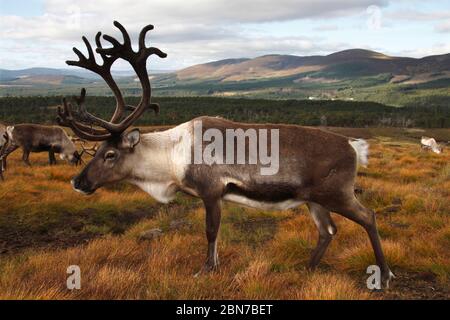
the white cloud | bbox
[394,42,450,58]
[41,0,388,24]
[1,0,389,41]
[313,25,339,31]
[2,0,382,70]
[435,20,450,33]
[387,9,450,21]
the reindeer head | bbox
[57,21,166,194]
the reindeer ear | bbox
[122,129,141,149]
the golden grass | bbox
[0,133,449,299]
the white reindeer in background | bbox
[421,136,443,154]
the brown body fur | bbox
[184,117,356,206]
[178,118,392,285]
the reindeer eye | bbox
[104,151,116,161]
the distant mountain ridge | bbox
[0,68,98,82]
[2,49,449,85]
[176,49,450,83]
[0,67,172,83]
[1,49,449,108]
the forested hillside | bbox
[0,96,448,128]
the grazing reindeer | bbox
[1,124,81,168]
[421,136,443,154]
[0,123,6,173]
[59,22,394,288]
[0,131,9,180]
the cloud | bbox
[0,0,389,41]
[1,0,449,70]
[2,0,383,69]
[387,9,450,21]
[394,42,450,58]
[41,0,388,24]
[435,20,450,33]
[313,25,339,31]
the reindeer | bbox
[0,124,81,168]
[58,21,394,288]
[0,131,9,181]
[421,136,443,154]
[0,123,6,173]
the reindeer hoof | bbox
[382,270,396,289]
[194,263,218,278]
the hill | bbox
[1,49,449,108]
[177,49,450,83]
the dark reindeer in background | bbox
[0,123,7,176]
[0,128,8,181]
[59,21,394,288]
[0,124,81,169]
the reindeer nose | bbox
[71,177,80,190]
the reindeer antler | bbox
[80,141,98,157]
[74,140,99,165]
[58,21,167,140]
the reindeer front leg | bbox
[195,197,222,277]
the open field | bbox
[0,127,449,299]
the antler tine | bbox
[125,103,160,114]
[113,20,132,49]
[138,25,154,51]
[73,87,86,106]
[145,47,168,59]
[139,25,168,59]
[96,21,132,57]
[67,37,98,70]
[80,140,98,157]
[95,31,111,63]
[58,95,112,141]
[70,89,111,136]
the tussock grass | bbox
[0,132,449,299]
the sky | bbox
[0,0,449,71]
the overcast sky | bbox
[0,0,449,71]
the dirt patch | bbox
[0,198,203,256]
[231,216,290,247]
[0,206,161,255]
[363,272,450,300]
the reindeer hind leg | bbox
[22,149,31,167]
[329,195,394,288]
[307,202,337,270]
